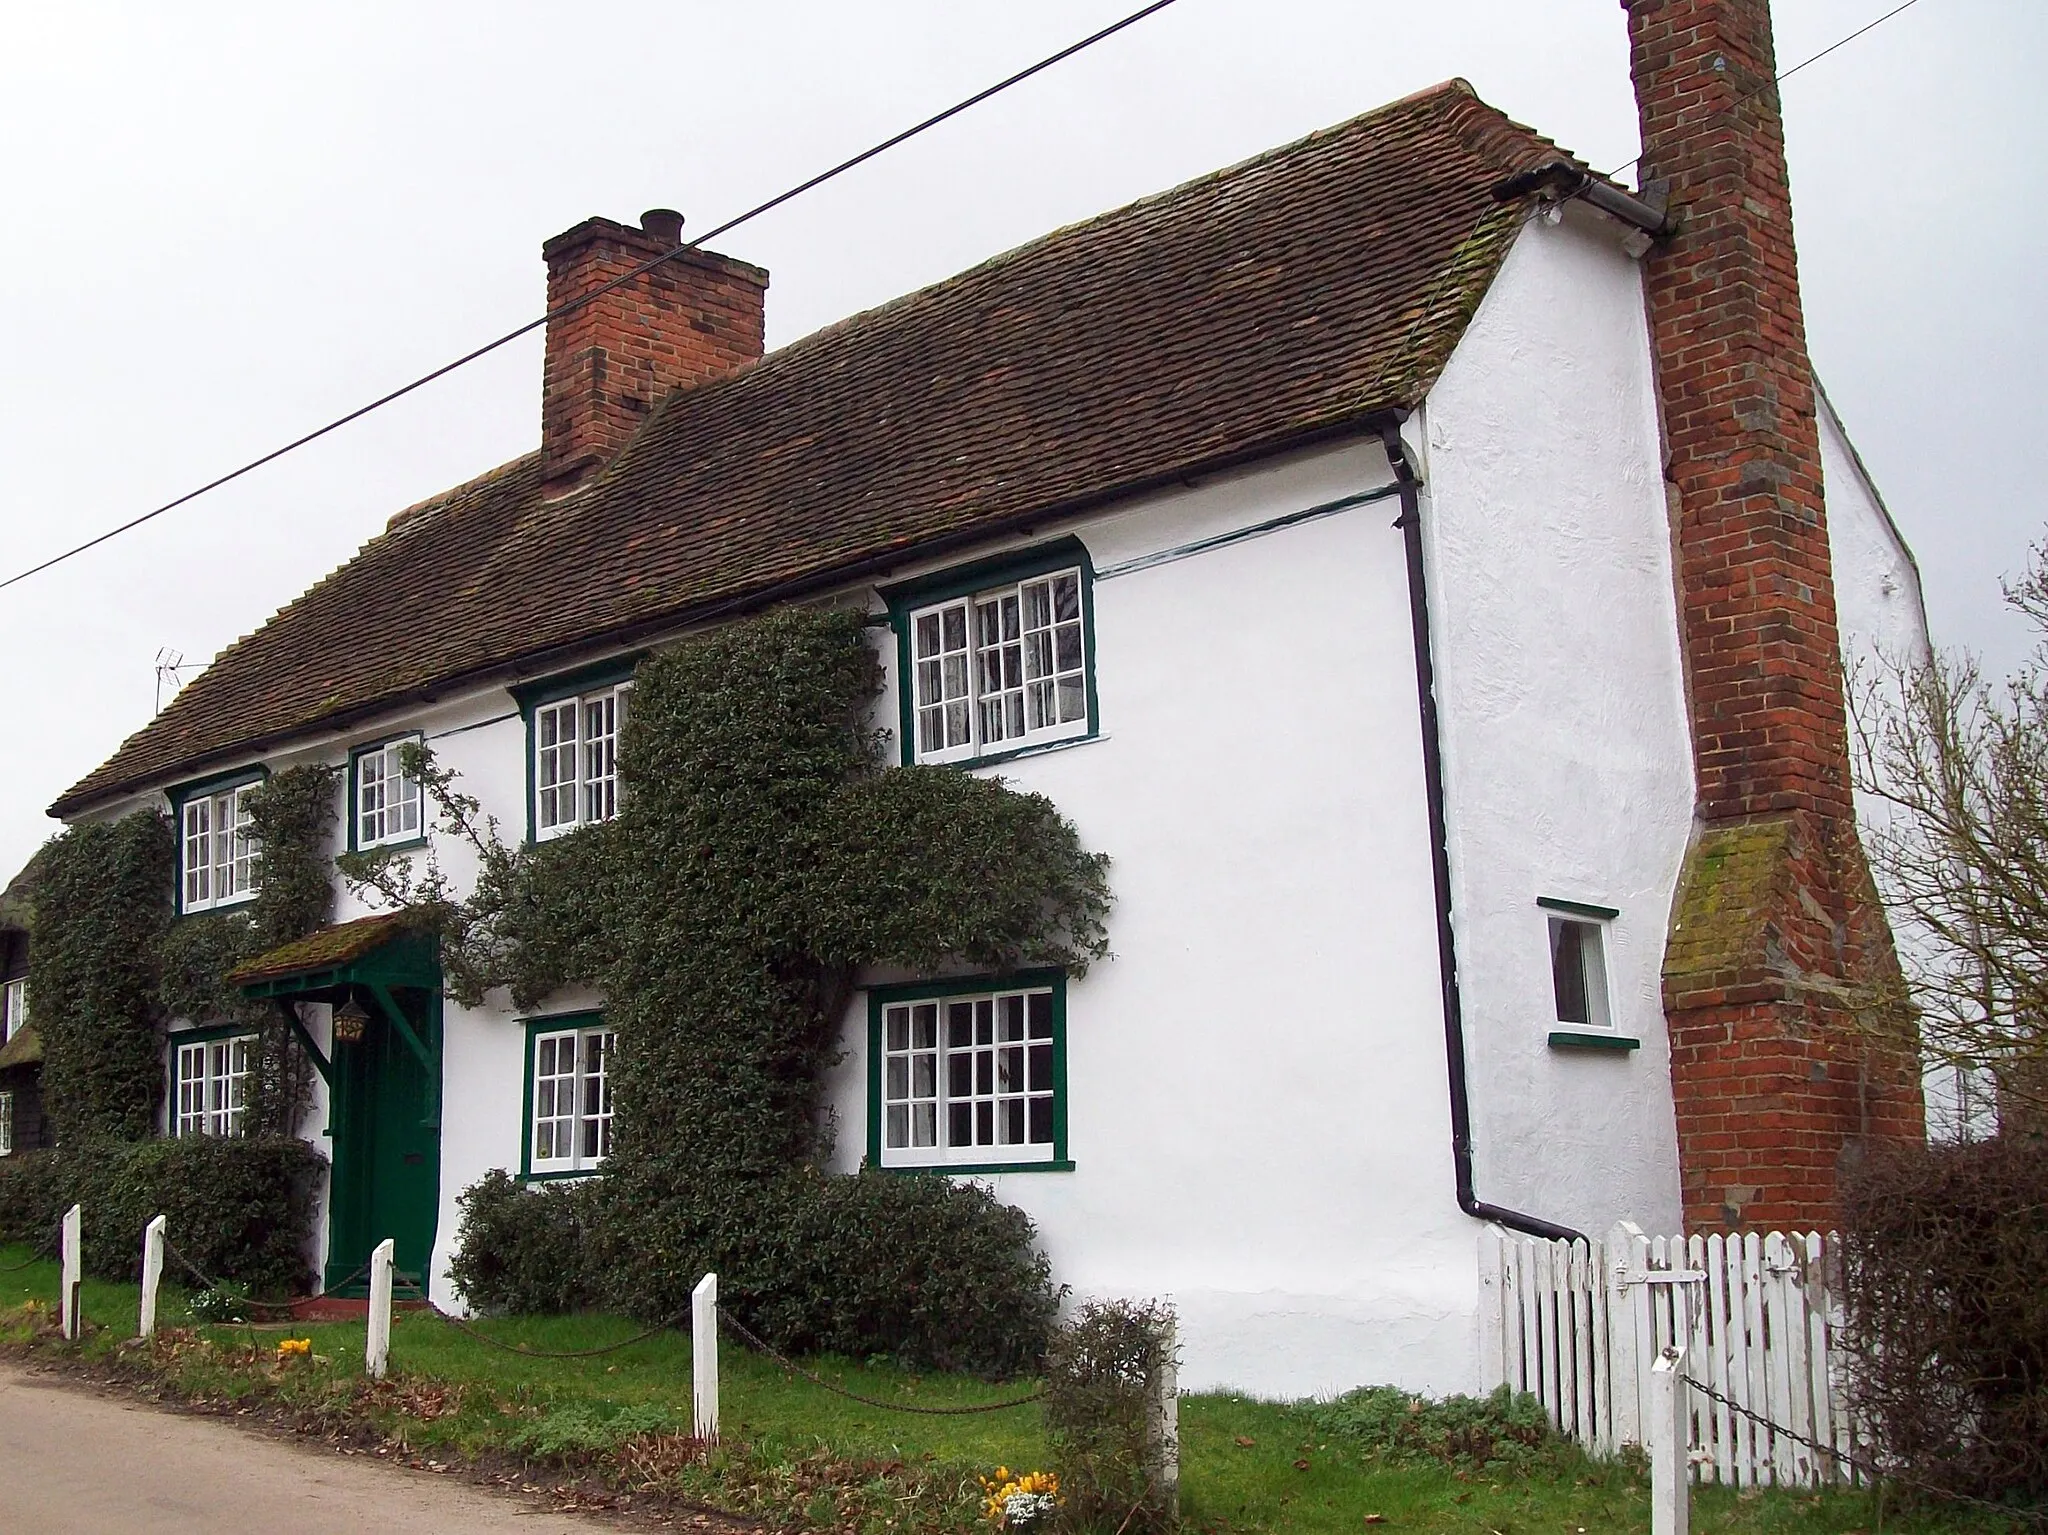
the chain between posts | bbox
[0,1223,61,1273]
[716,1306,1046,1416]
[1679,1372,2048,1529]
[161,1240,370,1317]
[391,1277,691,1359]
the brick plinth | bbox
[1625,0,1922,1229]
[540,215,768,491]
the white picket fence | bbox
[1479,1222,1865,1489]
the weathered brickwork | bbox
[540,216,768,490]
[1626,0,1922,1229]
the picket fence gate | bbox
[1478,1222,1865,1489]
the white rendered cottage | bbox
[54,30,1930,1399]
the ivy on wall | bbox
[411,608,1113,1372]
[28,765,340,1143]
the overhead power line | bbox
[0,0,1182,597]
[1600,0,1925,182]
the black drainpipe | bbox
[1375,415,1585,1245]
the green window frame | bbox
[519,1010,617,1180]
[347,733,427,853]
[865,969,1073,1175]
[169,1022,258,1138]
[1537,895,1639,1051]
[168,765,268,917]
[882,539,1100,768]
[511,654,643,846]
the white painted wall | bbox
[825,438,1489,1398]
[1817,390,1979,1141]
[1416,205,1691,1240]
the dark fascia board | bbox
[875,535,1093,610]
[54,414,1394,819]
[509,653,646,712]
[164,762,269,806]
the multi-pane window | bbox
[354,737,423,849]
[534,685,630,839]
[1,977,23,1044]
[908,567,1089,763]
[0,1091,12,1156]
[174,1035,254,1138]
[180,783,259,913]
[878,984,1060,1168]
[1548,915,1613,1032]
[529,1022,616,1175]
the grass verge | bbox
[0,1244,2011,1532]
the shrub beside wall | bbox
[0,1136,324,1299]
[1840,1135,2048,1503]
[1043,1299,1179,1534]
[449,1166,1059,1377]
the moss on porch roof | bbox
[58,79,1580,815]
[226,912,416,988]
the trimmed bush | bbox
[451,1166,1059,1377]
[1840,1134,2048,1503]
[0,1136,324,1299]
[1309,1384,1557,1470]
[1043,1299,1178,1534]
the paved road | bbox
[0,1362,618,1533]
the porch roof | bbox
[229,912,439,1000]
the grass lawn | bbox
[0,1243,2012,1532]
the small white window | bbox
[879,985,1059,1167]
[174,1035,254,1137]
[0,1091,13,1156]
[355,737,423,850]
[180,783,259,913]
[529,1023,616,1175]
[534,685,631,840]
[1548,916,1613,1032]
[2,977,24,1044]
[908,567,1089,764]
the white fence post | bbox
[366,1238,395,1380]
[59,1203,82,1340]
[139,1215,166,1340]
[1150,1316,1180,1515]
[1606,1221,1646,1448]
[692,1272,719,1443]
[1651,1341,1691,1535]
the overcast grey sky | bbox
[1,0,2041,880]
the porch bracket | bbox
[365,980,441,1129]
[276,999,332,1087]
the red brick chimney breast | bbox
[1625,0,1923,1230]
[540,212,768,492]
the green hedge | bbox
[451,1166,1059,1378]
[0,1136,324,1299]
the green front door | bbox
[325,987,441,1294]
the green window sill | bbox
[883,1159,1076,1176]
[1548,1030,1640,1053]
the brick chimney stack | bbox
[540,210,768,492]
[1625,0,1922,1230]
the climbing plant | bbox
[425,607,1112,1373]
[29,765,340,1143]
[27,812,175,1143]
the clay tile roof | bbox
[226,911,414,987]
[57,80,1572,814]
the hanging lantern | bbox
[332,997,369,1044]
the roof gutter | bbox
[1374,413,1585,1246]
[1490,159,1673,238]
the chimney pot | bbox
[640,208,685,246]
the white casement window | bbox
[1548,914,1614,1032]
[0,1092,13,1156]
[1,977,23,1044]
[174,1035,254,1138]
[909,567,1088,763]
[880,985,1059,1167]
[534,685,630,839]
[529,1023,616,1175]
[355,737,423,849]
[180,784,259,913]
